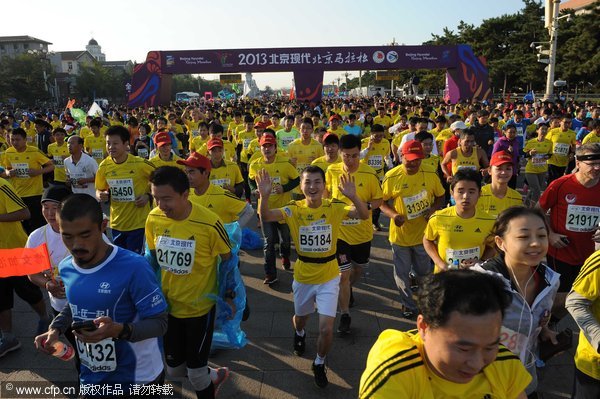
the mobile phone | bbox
[71,320,97,332]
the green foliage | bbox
[0,54,52,105]
[75,61,131,102]
[171,74,226,97]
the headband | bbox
[577,153,600,161]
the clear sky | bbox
[3,0,528,89]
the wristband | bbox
[117,323,132,340]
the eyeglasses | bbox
[579,160,600,168]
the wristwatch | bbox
[225,291,236,300]
[367,202,372,210]
[117,323,132,340]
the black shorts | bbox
[0,276,43,311]
[336,240,371,272]
[546,255,582,293]
[164,306,215,368]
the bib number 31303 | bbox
[76,338,117,373]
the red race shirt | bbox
[539,174,600,265]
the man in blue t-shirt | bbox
[35,194,168,393]
[503,109,531,149]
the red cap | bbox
[322,132,339,144]
[207,138,223,150]
[153,131,171,148]
[328,114,341,122]
[259,134,277,146]
[490,151,513,167]
[254,121,268,129]
[401,140,425,161]
[176,152,212,172]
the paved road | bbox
[0,219,577,398]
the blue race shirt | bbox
[60,245,167,385]
[343,124,363,137]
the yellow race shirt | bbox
[47,142,69,182]
[326,126,347,138]
[279,199,350,284]
[95,154,155,231]
[145,202,231,318]
[421,154,441,172]
[79,126,93,139]
[241,137,261,164]
[582,132,600,144]
[189,135,208,152]
[452,148,480,175]
[434,128,454,154]
[185,119,204,139]
[0,178,28,248]
[359,329,531,399]
[546,128,576,167]
[2,146,51,197]
[21,123,37,145]
[236,130,256,150]
[326,163,382,245]
[382,165,445,247]
[287,139,325,175]
[424,206,495,271]
[373,115,392,130]
[249,154,299,209]
[361,139,391,179]
[189,184,247,224]
[149,153,185,170]
[477,185,523,218]
[311,156,341,172]
[84,135,107,164]
[523,138,553,173]
[571,250,600,380]
[208,160,243,189]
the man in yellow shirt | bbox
[325,134,382,334]
[287,118,324,177]
[311,133,341,172]
[1,128,54,233]
[248,134,299,282]
[46,128,70,186]
[424,169,496,272]
[326,114,346,138]
[196,124,237,163]
[441,130,489,182]
[566,250,600,398]
[206,138,244,197]
[581,120,600,144]
[359,270,531,399]
[96,126,155,254]
[146,166,232,398]
[256,165,368,388]
[188,122,210,153]
[380,140,445,318]
[84,119,108,165]
[477,151,523,217]
[546,115,577,184]
[149,131,184,169]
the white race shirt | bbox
[64,152,98,198]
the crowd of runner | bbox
[0,95,599,398]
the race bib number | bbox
[211,178,231,188]
[281,136,295,148]
[107,179,135,202]
[191,130,200,137]
[243,138,253,148]
[299,224,332,253]
[553,143,569,156]
[12,163,29,178]
[445,247,480,268]
[566,205,600,232]
[271,176,281,194]
[402,190,429,220]
[137,148,149,159]
[53,156,64,168]
[296,163,309,174]
[156,236,195,275]
[91,149,104,160]
[76,338,117,373]
[457,164,477,171]
[368,155,383,169]
[341,218,361,226]
[531,154,547,167]
[500,326,528,356]
[516,126,524,137]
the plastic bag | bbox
[241,227,263,250]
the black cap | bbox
[41,185,71,204]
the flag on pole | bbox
[0,244,51,278]
[66,98,76,109]
[523,90,535,102]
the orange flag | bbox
[66,98,76,109]
[0,244,52,278]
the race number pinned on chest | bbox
[531,154,547,167]
[107,179,135,202]
[211,178,231,188]
[368,155,383,170]
[445,247,480,268]
[76,338,117,373]
[499,326,528,358]
[12,163,29,178]
[553,143,570,156]
[402,190,429,220]
[243,138,253,148]
[91,149,104,160]
[271,176,281,194]
[137,148,149,159]
[299,224,332,253]
[156,236,196,275]
[566,205,600,232]
[53,156,64,167]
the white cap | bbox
[450,121,467,131]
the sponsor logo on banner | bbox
[386,51,398,63]
[373,51,385,63]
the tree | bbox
[75,61,132,102]
[0,53,52,105]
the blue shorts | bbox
[112,228,145,254]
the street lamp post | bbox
[543,0,571,101]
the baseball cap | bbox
[450,121,467,131]
[259,134,277,146]
[207,138,223,150]
[328,114,341,122]
[41,185,71,204]
[401,140,425,161]
[254,121,268,130]
[153,131,171,147]
[322,133,339,145]
[176,152,212,171]
[490,151,513,167]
